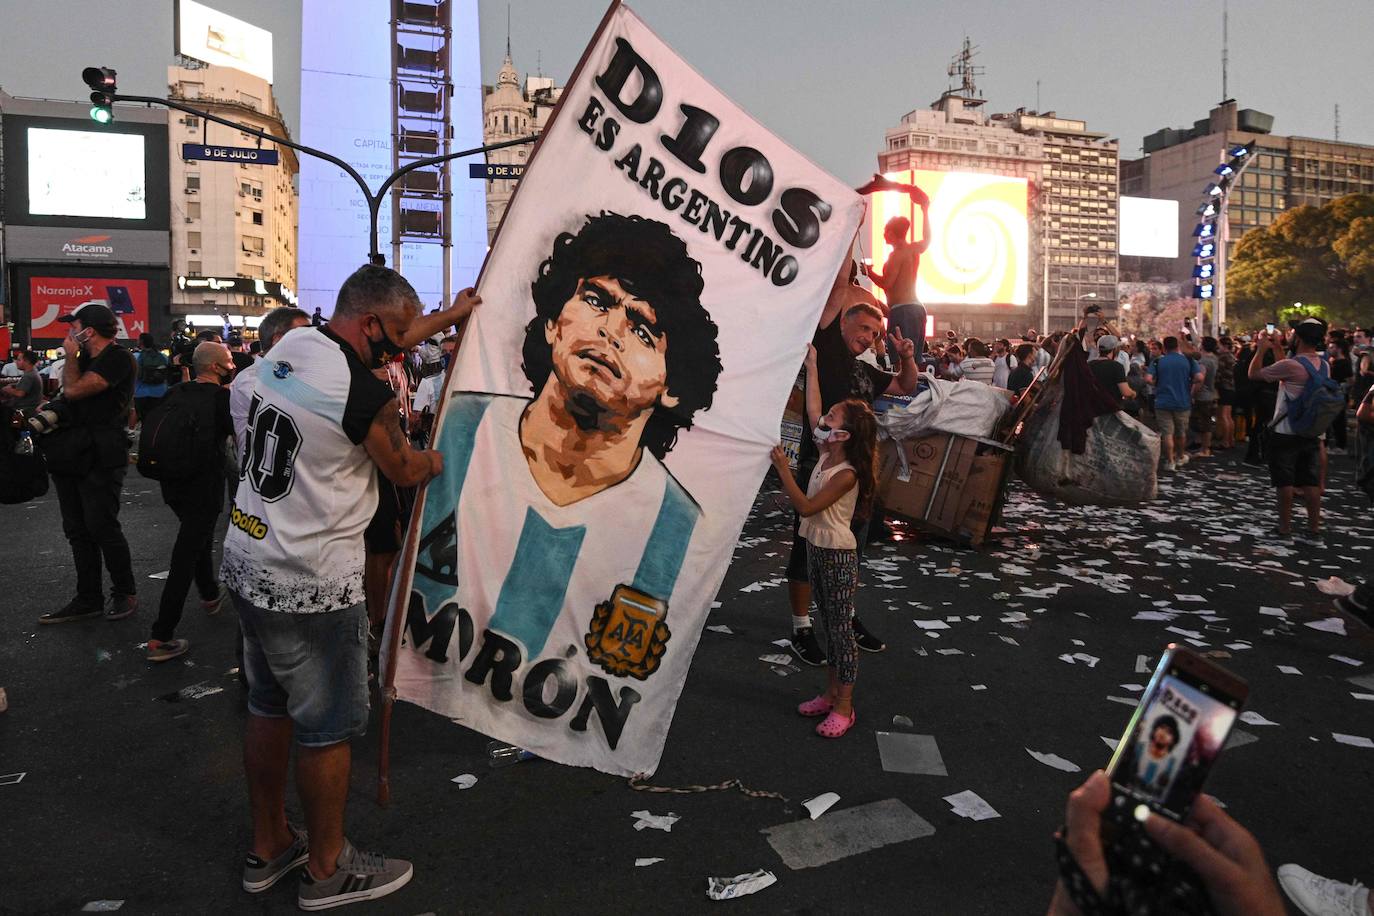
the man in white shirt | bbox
[223,266,450,910]
[229,307,310,462]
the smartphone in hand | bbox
[1096,645,1248,898]
[1105,645,1247,822]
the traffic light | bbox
[82,67,117,124]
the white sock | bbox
[792,615,812,632]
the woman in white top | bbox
[770,344,878,739]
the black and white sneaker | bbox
[853,616,886,653]
[298,840,413,911]
[242,826,309,893]
[788,627,826,667]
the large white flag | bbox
[385,1,862,776]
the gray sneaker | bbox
[242,826,309,893]
[298,840,413,911]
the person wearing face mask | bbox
[782,260,919,666]
[37,302,139,625]
[144,342,238,662]
[222,265,450,911]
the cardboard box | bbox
[878,433,1010,548]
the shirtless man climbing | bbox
[857,173,932,363]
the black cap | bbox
[57,302,117,333]
[1294,318,1326,346]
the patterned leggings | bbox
[807,543,858,685]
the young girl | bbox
[770,346,878,738]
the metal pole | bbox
[110,90,534,265]
[389,17,402,272]
[1041,254,1050,334]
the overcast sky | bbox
[2,0,1371,184]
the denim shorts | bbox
[233,592,369,747]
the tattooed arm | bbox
[364,401,443,486]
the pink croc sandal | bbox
[797,695,834,717]
[815,709,856,738]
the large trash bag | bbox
[1014,365,1160,506]
[878,369,1012,442]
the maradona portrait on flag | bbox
[384,1,862,777]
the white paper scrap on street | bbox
[1027,749,1081,772]
[707,870,777,900]
[1330,655,1363,667]
[1332,733,1374,748]
[1240,711,1279,726]
[450,773,477,789]
[635,857,665,867]
[632,810,681,832]
[1277,666,1302,675]
[80,903,124,913]
[944,790,1000,821]
[1305,618,1348,636]
[803,792,840,820]
[385,1,863,778]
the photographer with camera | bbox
[37,303,140,624]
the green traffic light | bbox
[90,106,112,124]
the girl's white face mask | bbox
[813,424,848,445]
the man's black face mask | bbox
[369,316,405,365]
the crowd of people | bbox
[2,246,1372,913]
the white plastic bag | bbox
[879,370,1011,442]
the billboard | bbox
[2,115,170,232]
[28,128,146,220]
[867,169,1028,306]
[1119,196,1180,258]
[298,0,486,315]
[27,275,151,341]
[175,0,274,84]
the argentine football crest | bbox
[585,584,671,680]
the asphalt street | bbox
[1,448,1371,915]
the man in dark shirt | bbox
[146,342,237,662]
[1088,336,1135,412]
[1008,343,1038,396]
[0,349,44,414]
[785,263,919,664]
[38,303,139,624]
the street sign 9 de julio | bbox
[182,143,280,165]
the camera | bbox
[27,398,71,435]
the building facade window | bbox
[188,231,201,249]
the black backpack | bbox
[138,350,169,386]
[137,384,218,481]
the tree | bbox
[1227,194,1374,328]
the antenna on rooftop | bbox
[947,36,985,99]
[1221,0,1229,101]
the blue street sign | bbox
[182,143,280,165]
[469,162,525,180]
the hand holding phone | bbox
[1084,645,1250,910]
[1050,769,1287,916]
